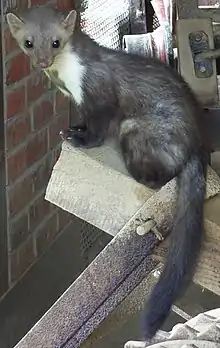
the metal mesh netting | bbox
[153,14,160,31]
[77,0,131,256]
[81,0,130,49]
[79,220,103,255]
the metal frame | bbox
[177,0,220,20]
[0,0,9,298]
[129,0,147,34]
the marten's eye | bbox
[52,40,60,48]
[25,40,34,48]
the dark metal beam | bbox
[0,0,9,298]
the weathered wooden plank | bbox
[153,203,220,297]
[81,202,220,348]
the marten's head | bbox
[6,7,77,69]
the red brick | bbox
[9,213,30,251]
[31,0,46,5]
[56,0,74,11]
[57,209,73,231]
[6,113,31,151]
[49,112,69,149]
[4,28,18,55]
[7,129,48,183]
[27,72,48,103]
[55,90,69,114]
[8,0,29,11]
[31,154,53,193]
[0,268,9,299]
[9,237,35,283]
[53,146,62,164]
[8,176,33,217]
[6,53,30,85]
[29,193,53,231]
[35,213,58,256]
[33,98,54,130]
[7,146,27,183]
[26,129,48,167]
[7,86,26,119]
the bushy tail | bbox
[142,149,207,339]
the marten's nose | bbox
[38,59,50,69]
[39,61,47,68]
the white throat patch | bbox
[46,43,85,105]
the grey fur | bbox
[7,7,207,339]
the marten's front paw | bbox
[60,128,104,148]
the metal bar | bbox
[195,48,220,60]
[0,0,9,298]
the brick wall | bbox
[2,0,75,291]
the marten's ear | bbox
[61,10,77,34]
[6,13,25,38]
